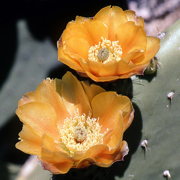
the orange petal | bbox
[75,16,89,22]
[125,10,144,27]
[95,140,129,166]
[119,50,149,75]
[117,64,147,78]
[94,6,127,40]
[76,141,129,168]
[56,72,91,116]
[74,144,109,167]
[81,59,145,81]
[16,125,41,155]
[58,45,83,72]
[81,81,105,102]
[118,98,134,131]
[84,71,120,82]
[123,109,134,131]
[18,92,35,106]
[117,60,135,74]
[91,92,132,149]
[117,22,146,54]
[102,115,123,150]
[61,20,92,43]
[91,92,132,130]
[63,37,90,60]
[16,102,59,139]
[79,60,120,82]
[123,49,144,64]
[88,61,118,76]
[21,79,69,128]
[84,19,108,44]
[41,135,73,174]
[142,36,160,65]
[36,79,68,119]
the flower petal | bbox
[142,36,160,64]
[91,92,132,148]
[56,72,91,115]
[84,71,120,82]
[79,60,120,82]
[16,125,41,155]
[16,102,59,139]
[91,92,132,130]
[95,140,129,166]
[84,20,108,44]
[117,22,146,54]
[81,81,105,102]
[18,92,35,106]
[63,37,90,60]
[76,145,110,167]
[118,98,134,131]
[58,45,83,72]
[117,60,135,74]
[61,20,92,43]
[41,135,73,174]
[125,10,144,27]
[19,79,69,129]
[75,141,129,168]
[88,61,118,76]
[94,6,127,40]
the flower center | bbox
[60,114,106,155]
[88,37,123,63]
[74,127,87,143]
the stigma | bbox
[88,37,123,63]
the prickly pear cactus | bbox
[118,19,180,180]
[15,20,180,180]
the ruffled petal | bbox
[91,92,132,130]
[78,60,120,82]
[56,72,91,116]
[125,10,144,27]
[123,49,145,64]
[18,92,35,106]
[94,6,127,40]
[41,135,73,174]
[94,140,129,166]
[58,45,83,72]
[91,92,132,148]
[84,19,108,44]
[62,37,90,60]
[142,36,160,65]
[20,79,69,128]
[117,22,146,54]
[87,61,118,76]
[61,20,92,44]
[75,141,129,168]
[81,81,105,102]
[16,102,59,139]
[16,125,41,155]
[117,60,135,74]
[84,71,120,82]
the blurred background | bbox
[0,0,179,179]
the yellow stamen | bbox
[60,113,107,155]
[88,37,123,63]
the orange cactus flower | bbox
[16,72,134,174]
[57,6,160,82]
